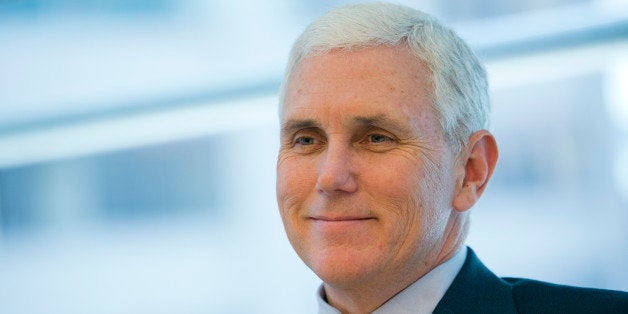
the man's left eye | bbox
[368,134,392,143]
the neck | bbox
[324,276,413,314]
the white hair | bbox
[279,2,490,154]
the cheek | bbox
[276,156,318,216]
[365,155,426,209]
[276,157,321,261]
[362,160,424,220]
[362,154,439,242]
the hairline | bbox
[278,3,490,157]
[278,42,457,151]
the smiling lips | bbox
[309,216,376,229]
[308,216,376,235]
[310,216,374,222]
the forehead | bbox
[281,45,434,126]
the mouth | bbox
[308,215,375,234]
[308,215,376,222]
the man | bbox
[275,3,628,313]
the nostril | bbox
[316,155,357,194]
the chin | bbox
[306,246,382,287]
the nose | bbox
[316,143,358,194]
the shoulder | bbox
[503,277,628,313]
[437,248,628,314]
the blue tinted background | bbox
[0,0,627,313]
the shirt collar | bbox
[317,247,467,314]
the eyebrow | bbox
[280,119,320,136]
[353,114,411,134]
[280,114,411,135]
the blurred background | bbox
[0,0,626,313]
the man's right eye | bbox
[294,136,315,146]
[289,134,325,154]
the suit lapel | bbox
[433,248,517,314]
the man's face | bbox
[276,45,459,288]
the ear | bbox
[452,130,498,212]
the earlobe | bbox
[452,130,498,212]
[452,183,479,212]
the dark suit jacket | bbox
[433,248,628,313]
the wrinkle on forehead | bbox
[288,45,432,94]
[281,45,441,141]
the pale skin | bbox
[276,45,498,314]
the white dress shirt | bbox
[317,247,467,314]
